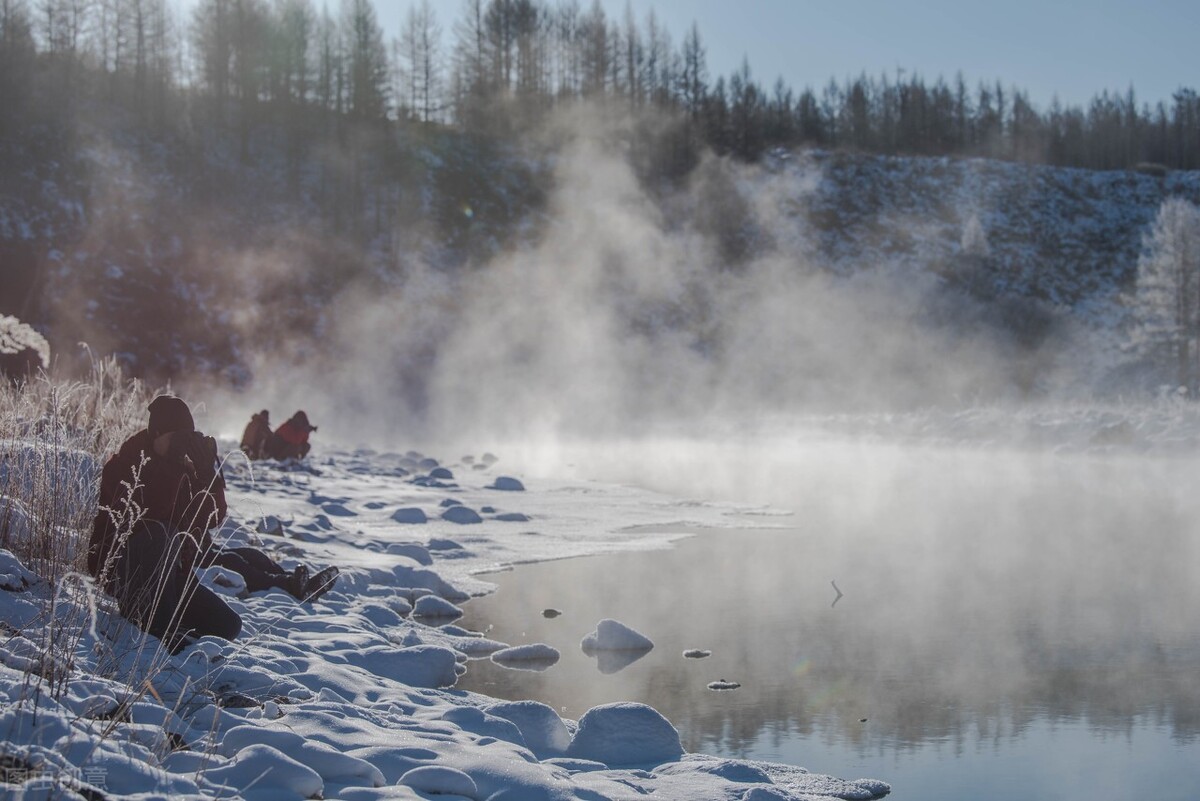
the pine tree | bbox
[397,0,441,123]
[449,0,487,127]
[0,0,36,134]
[342,0,388,121]
[678,21,705,123]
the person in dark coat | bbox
[266,410,317,460]
[89,396,338,652]
[239,409,272,460]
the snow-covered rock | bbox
[399,765,478,798]
[441,505,483,524]
[0,547,38,591]
[566,702,684,767]
[489,476,525,491]
[339,644,461,688]
[383,541,433,564]
[412,595,464,620]
[491,643,560,671]
[390,507,428,524]
[220,724,386,787]
[581,618,654,652]
[203,743,324,800]
[485,700,573,758]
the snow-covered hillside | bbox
[766,150,1200,314]
[4,126,1198,393]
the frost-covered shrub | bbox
[0,315,50,380]
[0,356,149,578]
[0,355,162,701]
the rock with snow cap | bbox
[485,700,573,758]
[399,765,478,798]
[566,702,684,767]
[488,476,525,491]
[441,505,483,524]
[412,594,464,620]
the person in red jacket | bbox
[89,396,337,652]
[266,410,317,460]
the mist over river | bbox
[458,426,1200,800]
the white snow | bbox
[412,594,464,620]
[581,618,655,652]
[566,702,683,766]
[580,619,656,673]
[399,764,478,797]
[0,443,889,801]
[484,700,573,758]
[491,643,561,671]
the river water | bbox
[457,438,1200,800]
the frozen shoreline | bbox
[0,442,891,800]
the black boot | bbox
[287,564,309,599]
[304,566,339,602]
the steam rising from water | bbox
[201,111,1092,449]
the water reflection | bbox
[456,444,1200,799]
[584,647,652,674]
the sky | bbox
[372,0,1199,111]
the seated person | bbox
[89,396,338,652]
[266,410,317,460]
[239,409,272,460]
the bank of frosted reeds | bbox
[1,357,151,582]
[0,358,167,700]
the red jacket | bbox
[88,430,227,581]
[273,419,309,446]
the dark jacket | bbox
[239,412,272,460]
[88,429,227,582]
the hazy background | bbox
[197,114,1100,451]
[3,0,1198,455]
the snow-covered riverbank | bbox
[0,443,891,800]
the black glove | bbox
[166,431,192,465]
[168,431,218,482]
[188,434,220,482]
